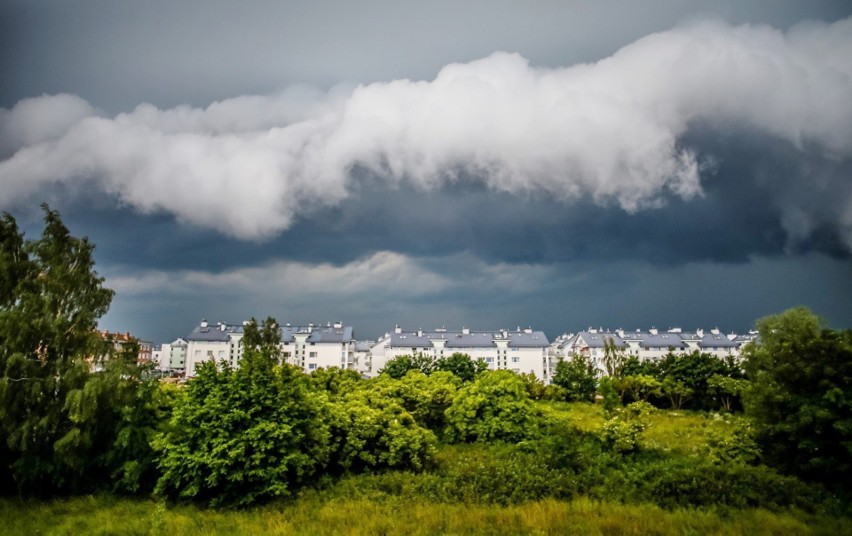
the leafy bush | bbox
[598,402,649,454]
[552,354,597,402]
[155,354,331,507]
[433,353,488,382]
[327,389,437,474]
[379,353,434,379]
[445,371,545,443]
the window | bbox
[512,356,519,363]
[308,363,317,370]
[486,357,494,363]
[283,352,291,358]
[309,352,317,358]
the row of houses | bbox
[147,320,758,383]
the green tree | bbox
[655,351,741,410]
[659,377,693,410]
[0,206,150,496]
[742,307,852,487]
[707,374,748,412]
[308,366,362,398]
[601,337,627,378]
[433,352,488,382]
[519,372,547,400]
[552,354,598,402]
[445,370,545,443]
[616,374,662,404]
[380,352,434,379]
[155,318,331,507]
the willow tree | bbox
[0,205,146,495]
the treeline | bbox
[1,207,851,512]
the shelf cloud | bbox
[2,17,851,246]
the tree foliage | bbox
[552,354,598,402]
[433,352,488,382]
[0,206,160,496]
[326,386,437,474]
[380,352,434,379]
[445,370,545,443]
[601,337,627,378]
[742,307,852,488]
[154,318,331,507]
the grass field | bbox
[2,494,849,536]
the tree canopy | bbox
[742,307,852,488]
[0,205,160,496]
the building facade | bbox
[369,326,551,382]
[556,327,758,376]
[184,319,355,376]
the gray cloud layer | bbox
[2,17,852,249]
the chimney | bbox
[524,327,533,334]
[711,327,720,335]
[333,321,343,329]
[616,329,625,338]
[200,319,208,328]
[462,326,470,335]
[696,329,704,338]
[417,328,423,338]
[394,325,402,334]
[649,327,658,335]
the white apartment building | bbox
[558,327,758,376]
[169,338,187,373]
[184,319,355,376]
[369,326,551,382]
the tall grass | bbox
[2,495,844,535]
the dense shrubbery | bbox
[616,350,745,411]
[380,352,487,382]
[445,370,546,443]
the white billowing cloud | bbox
[1,17,851,239]
[0,94,96,157]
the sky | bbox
[1,0,851,342]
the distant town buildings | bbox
[141,319,759,382]
[550,327,758,377]
[369,326,551,382]
[183,319,357,377]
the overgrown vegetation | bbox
[1,207,851,532]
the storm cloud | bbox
[3,17,851,249]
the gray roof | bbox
[187,322,353,344]
[354,340,374,352]
[389,329,549,349]
[696,332,738,348]
[282,325,354,344]
[573,332,626,348]
[186,323,242,342]
[631,332,686,349]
